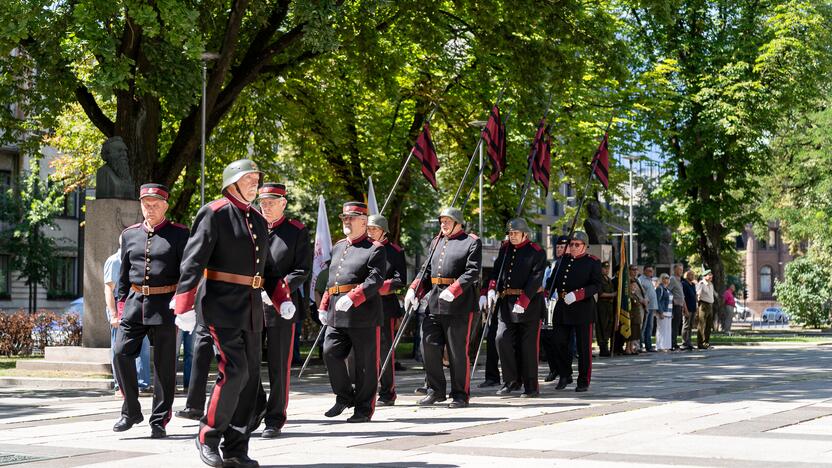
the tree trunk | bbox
[115,91,162,192]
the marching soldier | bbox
[596,261,616,357]
[318,202,386,423]
[174,324,213,420]
[366,214,407,406]
[541,235,570,381]
[550,231,602,392]
[482,218,547,397]
[250,183,311,438]
[405,207,482,409]
[113,184,189,438]
[172,159,268,468]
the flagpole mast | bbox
[451,82,509,206]
[566,117,614,237]
[380,104,440,215]
[459,106,513,212]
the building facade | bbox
[739,221,792,316]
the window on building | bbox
[760,265,773,295]
[62,190,79,218]
[757,238,767,251]
[768,229,777,249]
[0,254,10,299]
[0,169,11,193]
[48,257,78,299]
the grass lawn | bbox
[707,333,832,344]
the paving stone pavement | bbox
[1,343,832,467]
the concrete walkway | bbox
[1,343,832,467]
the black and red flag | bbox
[527,118,551,194]
[412,122,440,190]
[482,105,507,184]
[591,132,610,189]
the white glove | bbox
[478,295,487,311]
[564,292,577,305]
[439,288,455,302]
[168,298,176,310]
[175,310,196,333]
[318,310,328,326]
[279,301,296,320]
[512,303,525,314]
[487,289,497,308]
[335,295,353,312]
[260,290,274,306]
[405,289,418,311]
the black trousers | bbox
[198,327,261,458]
[596,304,614,354]
[540,328,558,374]
[484,310,501,383]
[114,320,177,428]
[254,321,295,429]
[422,312,473,402]
[554,323,593,387]
[496,319,540,393]
[185,323,215,411]
[323,326,380,419]
[378,317,398,402]
[671,304,683,348]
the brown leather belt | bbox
[328,284,358,295]
[204,269,263,288]
[431,277,455,285]
[380,289,402,296]
[131,284,177,295]
[500,287,544,298]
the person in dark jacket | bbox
[550,231,603,393]
[250,183,311,438]
[681,270,698,351]
[406,207,482,409]
[172,159,268,468]
[366,214,407,406]
[317,202,387,423]
[113,184,189,439]
[482,218,547,397]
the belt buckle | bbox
[251,275,263,289]
[141,285,151,296]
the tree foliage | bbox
[775,255,832,329]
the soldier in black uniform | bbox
[113,184,189,438]
[550,231,602,392]
[406,207,482,409]
[483,218,547,397]
[541,235,569,382]
[366,214,407,406]
[250,183,311,438]
[173,159,268,468]
[317,202,386,423]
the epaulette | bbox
[121,223,142,234]
[209,199,229,212]
[289,219,306,230]
[530,242,542,252]
[468,233,479,240]
[372,240,384,248]
[389,242,403,253]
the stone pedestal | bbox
[82,199,141,348]
[588,244,613,265]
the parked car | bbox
[762,306,789,323]
[734,304,755,320]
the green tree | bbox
[775,255,832,329]
[0,159,70,313]
[628,0,832,299]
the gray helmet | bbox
[571,231,589,245]
[367,214,389,233]
[506,218,532,234]
[222,159,264,191]
[438,207,464,226]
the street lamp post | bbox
[468,120,488,237]
[200,52,220,207]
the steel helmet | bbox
[367,214,389,232]
[222,159,264,191]
[438,207,464,225]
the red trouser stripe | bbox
[201,325,228,443]
[464,312,474,397]
[281,323,296,429]
[369,326,380,418]
[587,324,593,385]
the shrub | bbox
[0,311,34,356]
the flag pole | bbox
[380,103,440,215]
[459,105,514,212]
[451,81,510,206]
[515,93,555,217]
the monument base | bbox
[82,198,141,348]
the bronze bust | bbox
[583,199,609,244]
[95,136,135,199]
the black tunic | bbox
[319,233,386,328]
[412,230,482,315]
[263,216,312,328]
[378,239,407,319]
[486,239,547,324]
[552,253,603,326]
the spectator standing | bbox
[668,265,686,350]
[722,284,736,334]
[696,270,716,349]
[681,270,698,350]
[655,274,673,351]
[103,237,151,393]
[638,265,658,352]
[627,266,646,355]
